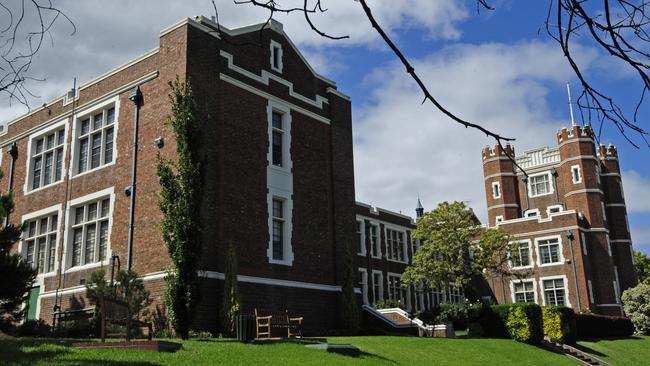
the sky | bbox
[2,0,649,253]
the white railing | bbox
[516,147,560,169]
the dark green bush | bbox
[473,304,509,338]
[16,319,51,337]
[543,306,577,344]
[437,303,484,330]
[576,313,634,339]
[469,303,543,344]
[415,308,440,325]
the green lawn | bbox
[0,336,578,366]
[577,335,650,366]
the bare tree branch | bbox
[0,0,75,108]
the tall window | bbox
[513,281,535,303]
[30,129,65,190]
[492,181,501,199]
[386,229,406,262]
[372,272,383,302]
[271,111,283,167]
[23,214,58,273]
[529,173,551,197]
[537,237,561,265]
[543,278,566,306]
[356,221,363,254]
[571,165,582,184]
[387,274,405,304]
[448,286,463,304]
[77,107,115,174]
[369,224,379,257]
[71,198,110,267]
[270,40,283,73]
[510,242,531,268]
[358,269,368,305]
[272,198,285,260]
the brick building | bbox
[4,16,357,334]
[482,124,637,315]
[354,201,464,314]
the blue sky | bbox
[2,1,649,253]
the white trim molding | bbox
[269,39,283,73]
[510,278,538,304]
[23,118,69,195]
[534,235,565,267]
[198,270,359,293]
[539,274,571,308]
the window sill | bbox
[71,161,116,180]
[386,258,409,265]
[64,260,109,274]
[24,180,65,196]
[356,252,367,257]
[269,164,291,175]
[268,258,293,266]
[528,192,553,198]
[510,265,533,271]
[537,262,564,268]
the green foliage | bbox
[85,269,112,307]
[437,303,483,330]
[15,319,51,337]
[372,299,403,310]
[633,251,650,284]
[576,313,634,338]
[115,270,152,317]
[340,244,360,334]
[471,304,543,343]
[542,306,576,344]
[622,282,650,335]
[157,78,202,340]
[220,244,240,337]
[0,168,35,322]
[402,201,513,296]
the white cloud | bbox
[622,170,650,213]
[632,226,650,253]
[2,0,470,120]
[353,41,598,221]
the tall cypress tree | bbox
[157,78,202,340]
[220,243,240,337]
[0,169,36,322]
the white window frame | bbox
[369,223,380,259]
[535,235,564,267]
[539,275,570,307]
[524,208,540,218]
[509,239,533,270]
[372,270,384,302]
[588,279,595,304]
[24,119,69,194]
[527,171,554,198]
[19,204,63,276]
[267,193,293,266]
[571,165,582,184]
[62,187,115,272]
[70,97,120,179]
[384,226,408,263]
[495,215,504,225]
[269,39,283,73]
[595,163,601,184]
[356,219,366,256]
[510,279,538,304]
[614,266,621,304]
[580,232,588,255]
[492,181,501,199]
[601,202,607,222]
[387,272,410,310]
[547,205,563,216]
[266,100,293,266]
[358,268,368,305]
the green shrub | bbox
[622,283,650,335]
[437,303,484,330]
[16,319,51,337]
[415,308,440,325]
[372,299,403,310]
[576,313,634,339]
[543,306,577,344]
[470,303,542,343]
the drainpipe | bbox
[565,230,582,311]
[551,168,562,207]
[521,176,530,216]
[126,86,143,272]
[4,143,18,226]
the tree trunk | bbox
[100,300,106,343]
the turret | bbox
[482,143,520,225]
[415,198,424,219]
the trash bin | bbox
[236,315,256,342]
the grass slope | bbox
[577,335,650,366]
[0,336,577,366]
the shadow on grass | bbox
[579,335,643,343]
[573,343,608,358]
[0,338,159,366]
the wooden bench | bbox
[52,307,95,329]
[254,309,303,338]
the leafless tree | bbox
[0,0,74,107]
[223,0,650,154]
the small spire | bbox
[415,196,424,218]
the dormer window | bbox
[270,40,283,73]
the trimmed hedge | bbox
[542,306,577,344]
[576,313,634,339]
[470,303,543,344]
